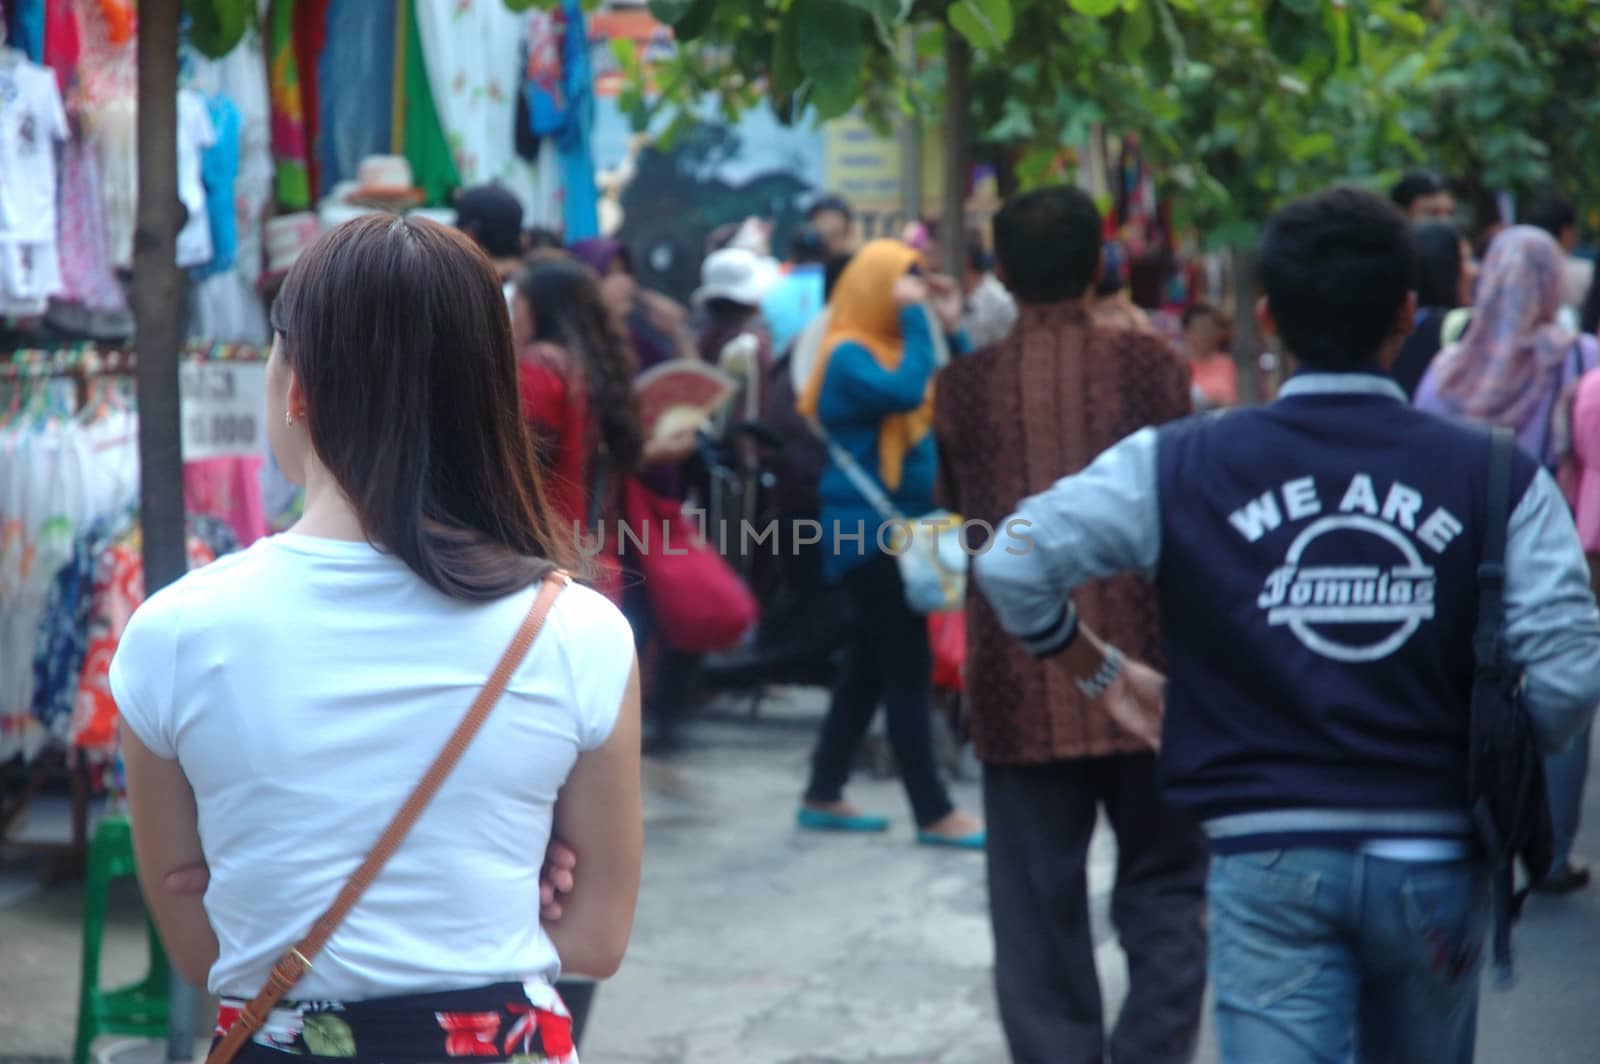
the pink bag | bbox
[622,478,757,653]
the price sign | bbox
[180,362,268,461]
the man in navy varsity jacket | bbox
[975,187,1600,1063]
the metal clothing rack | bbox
[0,342,264,873]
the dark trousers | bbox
[984,756,1209,1064]
[621,574,702,751]
[805,554,954,828]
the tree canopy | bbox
[608,0,1598,244]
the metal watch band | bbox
[1076,645,1125,699]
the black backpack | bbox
[1470,427,1556,984]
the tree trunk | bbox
[132,7,198,1050]
[941,31,969,277]
[134,0,187,594]
[898,30,923,223]
[1231,243,1264,406]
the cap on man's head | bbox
[455,184,524,260]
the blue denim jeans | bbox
[1209,848,1488,1064]
[1544,723,1592,874]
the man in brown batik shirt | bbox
[934,186,1208,1064]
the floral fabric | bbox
[70,528,215,752]
[213,981,577,1063]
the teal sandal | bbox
[916,829,987,851]
[796,807,891,833]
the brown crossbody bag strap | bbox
[206,572,570,1064]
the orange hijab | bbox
[797,240,929,491]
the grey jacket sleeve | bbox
[973,428,1162,657]
[1502,468,1600,753]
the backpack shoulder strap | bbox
[1475,427,1515,658]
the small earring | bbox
[284,410,295,427]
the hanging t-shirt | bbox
[0,58,69,242]
[176,89,219,268]
[195,92,241,278]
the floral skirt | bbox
[212,980,577,1063]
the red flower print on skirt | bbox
[436,1010,502,1057]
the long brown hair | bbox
[273,213,573,600]
[516,255,644,477]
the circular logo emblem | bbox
[1255,515,1437,663]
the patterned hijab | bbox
[797,239,928,491]
[1430,225,1576,431]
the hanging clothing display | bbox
[267,0,312,210]
[42,0,80,94]
[397,0,460,206]
[4,0,42,62]
[416,0,558,223]
[55,130,128,316]
[0,385,139,762]
[175,87,219,268]
[0,51,69,316]
[70,524,217,752]
[316,0,393,195]
[553,0,596,241]
[2,348,268,765]
[291,0,328,198]
[197,92,242,277]
[73,0,138,270]
[183,454,267,547]
[193,19,275,317]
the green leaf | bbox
[302,1015,356,1058]
[1267,0,1318,66]
[985,100,1037,142]
[842,0,906,22]
[1288,131,1336,161]
[647,0,696,24]
[772,10,803,98]
[1119,1,1154,58]
[1279,0,1320,14]
[609,37,640,78]
[1066,0,1123,16]
[949,0,1014,49]
[808,73,861,120]
[673,0,718,42]
[798,0,865,80]
[184,0,252,59]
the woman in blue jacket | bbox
[795,240,985,848]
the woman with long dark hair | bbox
[114,216,642,1062]
[513,254,701,756]
[512,254,647,536]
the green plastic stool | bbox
[73,815,171,1064]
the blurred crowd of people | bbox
[439,172,1600,1063]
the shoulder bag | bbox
[1470,430,1555,986]
[206,573,571,1064]
[811,421,966,615]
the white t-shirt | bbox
[109,533,633,999]
[175,89,217,268]
[0,59,69,242]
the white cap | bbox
[693,248,780,308]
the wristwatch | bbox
[1075,645,1125,699]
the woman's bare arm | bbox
[543,659,643,979]
[121,723,218,986]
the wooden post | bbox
[941,31,969,278]
[133,2,200,1055]
[134,0,188,593]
